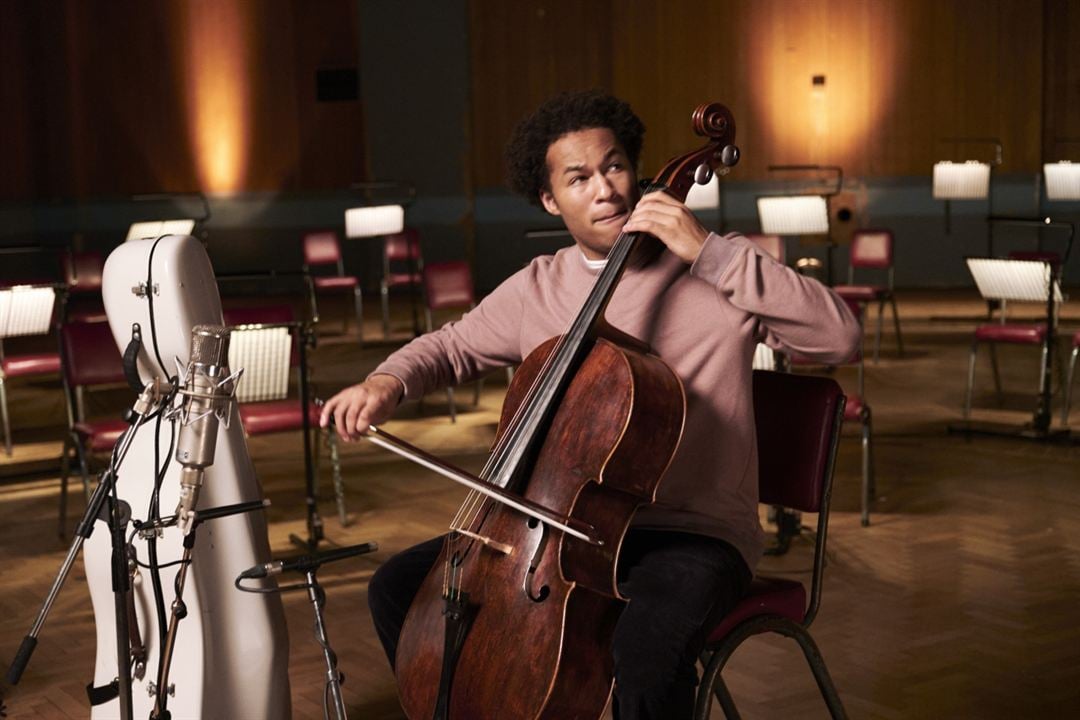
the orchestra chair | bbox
[223,306,350,526]
[381,227,424,337]
[421,260,481,423]
[746,233,785,264]
[302,231,364,341]
[61,250,107,323]
[1,284,62,456]
[833,229,904,362]
[58,320,129,537]
[694,369,848,720]
[1061,329,1080,426]
[789,299,874,527]
[962,298,1057,422]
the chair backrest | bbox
[60,320,126,390]
[423,261,475,311]
[746,233,785,264]
[63,250,105,294]
[303,231,343,267]
[849,229,893,270]
[753,369,845,625]
[384,227,423,263]
[753,370,845,513]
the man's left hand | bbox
[622,191,709,264]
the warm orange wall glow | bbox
[746,0,903,171]
[178,0,252,193]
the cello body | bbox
[84,235,290,718]
[396,335,685,719]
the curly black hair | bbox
[504,90,646,206]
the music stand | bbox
[0,285,60,454]
[933,137,1001,247]
[345,204,419,336]
[0,285,57,338]
[760,164,842,284]
[125,219,197,243]
[951,252,1071,440]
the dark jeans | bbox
[367,528,751,720]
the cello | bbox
[374,103,739,719]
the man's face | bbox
[539,127,639,260]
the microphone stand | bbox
[148,501,268,720]
[290,321,327,552]
[236,542,380,720]
[6,381,166,719]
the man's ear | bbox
[539,189,561,217]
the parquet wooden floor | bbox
[1,292,1079,719]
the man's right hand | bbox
[319,374,405,442]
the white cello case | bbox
[86,235,290,718]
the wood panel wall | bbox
[469,0,1071,190]
[0,0,363,200]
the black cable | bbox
[145,407,171,671]
[145,236,171,380]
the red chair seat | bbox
[833,284,888,302]
[65,308,109,323]
[2,353,62,378]
[313,276,358,290]
[73,419,129,452]
[843,394,868,421]
[705,577,807,643]
[385,272,422,288]
[974,323,1047,344]
[240,400,321,436]
[1072,330,1080,349]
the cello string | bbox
[442,181,664,593]
[453,191,660,542]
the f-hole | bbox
[523,518,550,603]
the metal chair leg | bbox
[1063,346,1078,426]
[791,628,849,719]
[989,344,1003,399]
[0,376,11,457]
[873,298,885,363]
[712,675,742,720]
[326,428,348,527]
[860,407,872,527]
[964,341,978,418]
[58,435,73,538]
[890,295,904,357]
[1037,344,1048,396]
[75,438,92,505]
[446,386,457,423]
[381,282,391,338]
[353,288,364,344]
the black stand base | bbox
[764,507,803,557]
[947,421,1076,443]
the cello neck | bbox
[481,219,649,491]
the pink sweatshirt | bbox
[372,232,861,571]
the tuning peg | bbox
[720,145,740,167]
[694,163,713,185]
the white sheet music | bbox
[228,326,291,403]
[965,258,1063,303]
[0,286,56,338]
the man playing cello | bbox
[321,90,860,719]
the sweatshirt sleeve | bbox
[690,232,862,363]
[367,267,526,401]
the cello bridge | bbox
[453,528,513,555]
